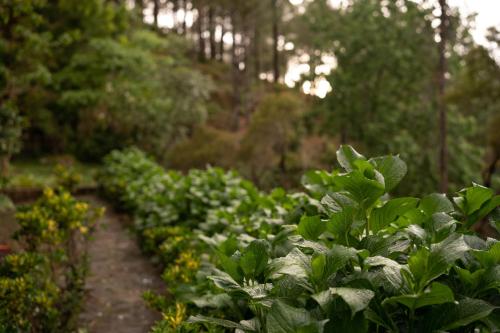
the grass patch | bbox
[6,157,97,189]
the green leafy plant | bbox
[99,146,500,333]
[1,188,104,332]
[54,164,82,193]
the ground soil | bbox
[78,197,165,333]
[0,206,21,253]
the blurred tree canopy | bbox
[0,0,498,193]
[293,0,498,194]
[1,0,213,162]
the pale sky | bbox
[440,0,500,46]
[289,0,500,97]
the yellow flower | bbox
[75,202,89,212]
[43,188,54,198]
[47,219,57,231]
[79,226,89,235]
[163,303,186,329]
[69,221,81,229]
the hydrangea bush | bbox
[99,146,500,333]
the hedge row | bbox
[99,147,500,333]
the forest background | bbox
[1,0,499,195]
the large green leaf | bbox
[266,300,328,333]
[369,155,407,192]
[297,215,326,241]
[217,252,243,283]
[190,293,232,309]
[333,171,385,209]
[301,170,335,198]
[383,282,454,310]
[408,234,469,289]
[240,240,269,279]
[336,145,366,172]
[457,184,494,215]
[269,248,311,280]
[331,288,375,317]
[420,193,454,216]
[473,241,500,268]
[242,283,273,299]
[455,267,485,291]
[314,287,375,318]
[311,245,357,286]
[463,195,500,229]
[369,197,419,233]
[423,298,496,331]
[327,207,357,244]
[364,256,406,292]
[208,270,242,291]
[321,193,357,214]
[362,234,410,257]
[480,266,500,293]
[187,315,255,331]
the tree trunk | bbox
[181,0,187,35]
[219,20,225,62]
[135,0,144,20]
[271,0,280,83]
[483,152,498,188]
[253,23,261,80]
[172,0,179,32]
[197,6,206,61]
[153,0,160,28]
[438,0,448,193]
[208,6,216,59]
[231,11,241,130]
[1,155,10,178]
[231,12,237,68]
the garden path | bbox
[78,197,164,333]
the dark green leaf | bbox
[333,171,385,208]
[316,287,375,318]
[266,300,327,333]
[369,197,419,232]
[336,145,366,172]
[297,215,326,241]
[240,240,269,279]
[424,298,496,331]
[187,315,255,331]
[420,193,453,216]
[369,155,407,192]
[383,282,454,310]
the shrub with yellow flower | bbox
[2,188,105,332]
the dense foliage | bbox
[100,147,500,332]
[2,0,499,192]
[0,188,103,332]
[293,0,496,194]
[0,0,213,162]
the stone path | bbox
[78,197,164,333]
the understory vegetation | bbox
[99,147,500,332]
[2,0,499,194]
[0,188,103,332]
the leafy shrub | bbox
[99,146,500,333]
[54,164,82,193]
[0,253,60,332]
[239,92,305,189]
[0,188,104,332]
[168,126,240,171]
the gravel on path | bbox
[78,197,165,333]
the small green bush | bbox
[0,188,104,332]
